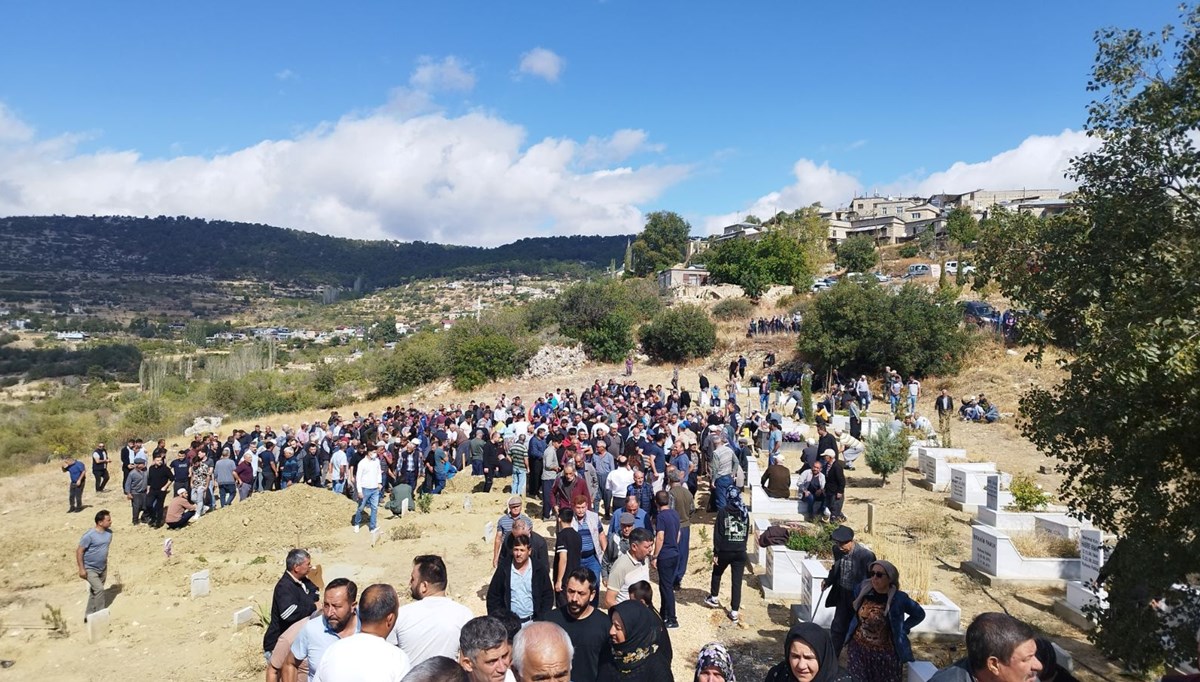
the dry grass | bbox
[1010,531,1079,558]
[866,534,933,605]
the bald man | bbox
[510,622,573,682]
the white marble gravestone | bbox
[86,607,110,643]
[949,463,997,510]
[190,569,210,598]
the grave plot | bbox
[964,524,1081,586]
[917,448,967,491]
[746,458,804,517]
[946,463,997,512]
[1053,529,1109,631]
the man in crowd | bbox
[91,442,110,493]
[459,616,512,682]
[602,527,653,609]
[550,462,590,518]
[123,456,148,525]
[76,509,112,622]
[313,583,411,681]
[146,453,173,527]
[493,497,532,569]
[498,517,550,576]
[761,453,793,499]
[511,621,573,682]
[652,489,682,628]
[823,526,876,655]
[486,534,553,623]
[353,443,384,543]
[929,612,1042,682]
[834,428,863,471]
[546,568,609,682]
[553,508,581,609]
[285,578,359,682]
[797,459,827,520]
[709,432,737,512]
[665,469,693,590]
[62,454,86,513]
[164,487,197,529]
[822,449,847,523]
[604,455,633,518]
[388,555,474,666]
[264,549,321,662]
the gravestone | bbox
[190,570,210,598]
[949,464,997,510]
[400,498,410,516]
[1079,529,1105,583]
[918,448,967,491]
[1055,528,1109,629]
[968,524,1082,584]
[483,521,495,543]
[866,503,875,533]
[232,606,255,630]
[984,474,1014,511]
[86,607,111,643]
[463,495,472,511]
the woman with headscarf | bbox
[763,622,853,682]
[628,580,673,665]
[844,559,926,682]
[598,600,674,682]
[695,641,736,682]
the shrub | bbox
[797,282,971,377]
[639,305,717,363]
[1008,474,1050,512]
[836,235,879,272]
[783,523,836,557]
[369,332,446,397]
[449,332,525,391]
[899,243,920,258]
[711,297,755,320]
[864,427,912,484]
[555,280,661,361]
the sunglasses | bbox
[870,571,889,578]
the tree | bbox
[973,7,1200,669]
[630,211,691,277]
[835,235,878,272]
[706,230,816,299]
[639,305,717,363]
[864,428,911,484]
[743,214,761,225]
[798,282,970,377]
[946,207,979,286]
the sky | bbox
[0,1,1182,246]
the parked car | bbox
[903,263,934,279]
[945,260,976,275]
[871,271,891,283]
[811,277,830,293]
[962,301,1001,327]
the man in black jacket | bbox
[486,534,553,622]
[821,450,847,522]
[822,526,876,655]
[262,548,320,660]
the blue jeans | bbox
[429,475,446,494]
[908,395,917,414]
[760,393,769,411]
[889,394,900,413]
[471,460,482,476]
[219,483,236,507]
[803,492,826,519]
[332,480,345,494]
[713,475,734,512]
[512,470,526,497]
[354,488,380,531]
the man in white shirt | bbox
[313,583,410,682]
[605,456,634,517]
[387,555,474,666]
[353,444,384,543]
[328,443,349,495]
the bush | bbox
[556,280,662,361]
[797,282,971,377]
[449,332,525,391]
[578,311,634,363]
[1008,474,1050,512]
[864,427,911,484]
[836,235,879,272]
[369,332,446,396]
[639,305,717,363]
[711,298,755,320]
[899,243,920,258]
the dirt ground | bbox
[0,334,1121,682]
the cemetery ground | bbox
[0,344,1122,681]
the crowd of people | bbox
[747,314,802,337]
[70,370,1088,682]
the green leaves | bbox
[835,235,878,272]
[630,211,692,277]
[639,305,717,363]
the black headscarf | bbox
[611,600,661,674]
[764,622,849,682]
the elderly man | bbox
[550,462,591,516]
[498,517,550,576]
[834,428,864,470]
[602,527,654,609]
[511,621,573,682]
[929,613,1042,682]
[313,583,411,682]
[709,433,737,512]
[797,459,827,520]
[822,526,876,656]
[459,616,512,682]
[285,578,359,682]
[164,487,197,529]
[264,549,321,661]
[493,496,533,569]
[761,453,793,499]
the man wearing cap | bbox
[607,494,649,536]
[601,511,637,582]
[761,453,793,499]
[123,455,149,525]
[823,525,877,655]
[494,497,533,568]
[165,487,197,529]
[834,428,864,470]
[822,449,847,522]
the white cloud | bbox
[518,47,566,83]
[275,68,298,82]
[578,129,664,166]
[409,55,475,92]
[0,103,34,143]
[703,129,1098,234]
[0,101,689,246]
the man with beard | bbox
[284,578,359,682]
[388,555,474,666]
[486,534,553,623]
[546,568,610,682]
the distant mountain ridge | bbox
[0,215,630,288]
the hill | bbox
[0,215,630,315]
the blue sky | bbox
[0,1,1181,244]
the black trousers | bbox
[149,490,169,524]
[68,483,83,511]
[830,589,855,655]
[93,467,109,492]
[528,457,543,499]
[710,550,746,612]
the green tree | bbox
[974,8,1200,669]
[639,305,717,363]
[743,214,761,225]
[369,332,446,396]
[706,230,815,299]
[798,282,970,377]
[800,367,814,426]
[863,427,911,484]
[835,235,878,272]
[946,206,979,286]
[630,211,691,277]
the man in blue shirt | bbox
[767,420,784,466]
[62,455,86,513]
[286,578,359,681]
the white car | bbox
[871,272,890,283]
[811,278,830,293]
[945,260,976,275]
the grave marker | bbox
[86,608,110,643]
[985,474,1014,511]
[483,521,495,542]
[866,503,875,534]
[400,498,410,516]
[1079,529,1104,583]
[190,570,210,598]
[463,495,472,511]
[232,606,255,630]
